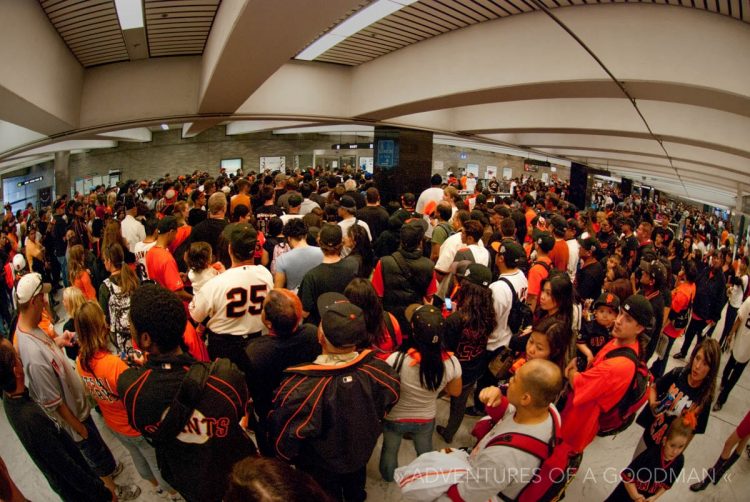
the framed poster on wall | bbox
[259,156,285,171]
[502,167,513,180]
[485,166,497,179]
[465,164,479,177]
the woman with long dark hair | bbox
[344,278,401,358]
[74,302,176,500]
[537,272,576,368]
[343,224,375,278]
[379,304,462,481]
[437,264,497,443]
[99,243,140,351]
[633,338,720,459]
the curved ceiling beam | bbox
[349,4,750,120]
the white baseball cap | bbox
[15,273,51,304]
[12,254,26,272]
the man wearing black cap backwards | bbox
[560,294,653,457]
[270,293,400,502]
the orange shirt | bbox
[527,256,551,297]
[561,339,639,452]
[76,352,139,436]
[146,246,184,291]
[74,270,97,300]
[663,281,696,338]
[549,239,569,272]
[168,225,192,254]
[230,193,251,215]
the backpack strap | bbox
[498,276,518,299]
[393,351,407,374]
[485,405,561,460]
[390,251,415,283]
[150,359,218,444]
[383,312,398,348]
[533,260,551,273]
[602,347,640,413]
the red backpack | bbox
[485,405,582,502]
[597,347,652,436]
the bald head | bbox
[518,359,563,408]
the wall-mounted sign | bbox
[459,152,468,160]
[332,143,374,150]
[17,176,43,187]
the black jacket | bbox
[693,267,726,322]
[269,350,399,473]
[380,247,435,333]
[118,353,256,502]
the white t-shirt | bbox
[121,214,146,253]
[338,217,371,241]
[385,351,461,422]
[188,267,219,296]
[732,297,750,363]
[488,270,528,351]
[189,265,273,336]
[729,274,748,309]
[133,240,156,274]
[566,238,580,282]
[435,232,465,273]
[444,404,554,502]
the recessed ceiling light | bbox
[114,0,144,30]
[296,0,417,61]
[160,124,169,130]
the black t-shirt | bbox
[356,205,390,241]
[255,205,284,235]
[298,259,359,325]
[4,391,111,502]
[190,217,227,258]
[576,261,605,301]
[244,324,321,418]
[577,319,611,356]
[444,312,488,384]
[605,445,683,501]
[635,367,710,448]
[118,353,256,502]
[188,207,207,227]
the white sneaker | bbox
[115,484,141,501]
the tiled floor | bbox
[1,302,748,501]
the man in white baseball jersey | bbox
[189,223,273,367]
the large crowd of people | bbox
[0,166,748,502]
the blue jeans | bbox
[379,419,435,482]
[76,416,116,477]
[112,430,173,491]
[57,255,68,287]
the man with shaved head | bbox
[443,359,563,501]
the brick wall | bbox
[65,126,570,193]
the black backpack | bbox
[498,277,533,335]
[668,291,694,329]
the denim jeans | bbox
[112,430,173,491]
[76,416,116,477]
[57,255,68,287]
[379,419,435,482]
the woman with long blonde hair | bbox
[75,302,177,499]
[68,244,96,300]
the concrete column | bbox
[54,151,70,198]
[373,126,432,205]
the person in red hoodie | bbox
[561,294,654,455]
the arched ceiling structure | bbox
[1,0,748,209]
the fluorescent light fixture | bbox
[296,0,418,60]
[160,124,169,130]
[114,0,144,30]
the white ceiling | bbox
[0,1,748,210]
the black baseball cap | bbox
[317,293,366,348]
[318,224,342,247]
[157,216,178,233]
[498,241,525,268]
[405,304,445,346]
[226,223,257,258]
[462,263,492,288]
[535,232,555,253]
[622,294,654,328]
[594,292,620,311]
[340,196,356,210]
